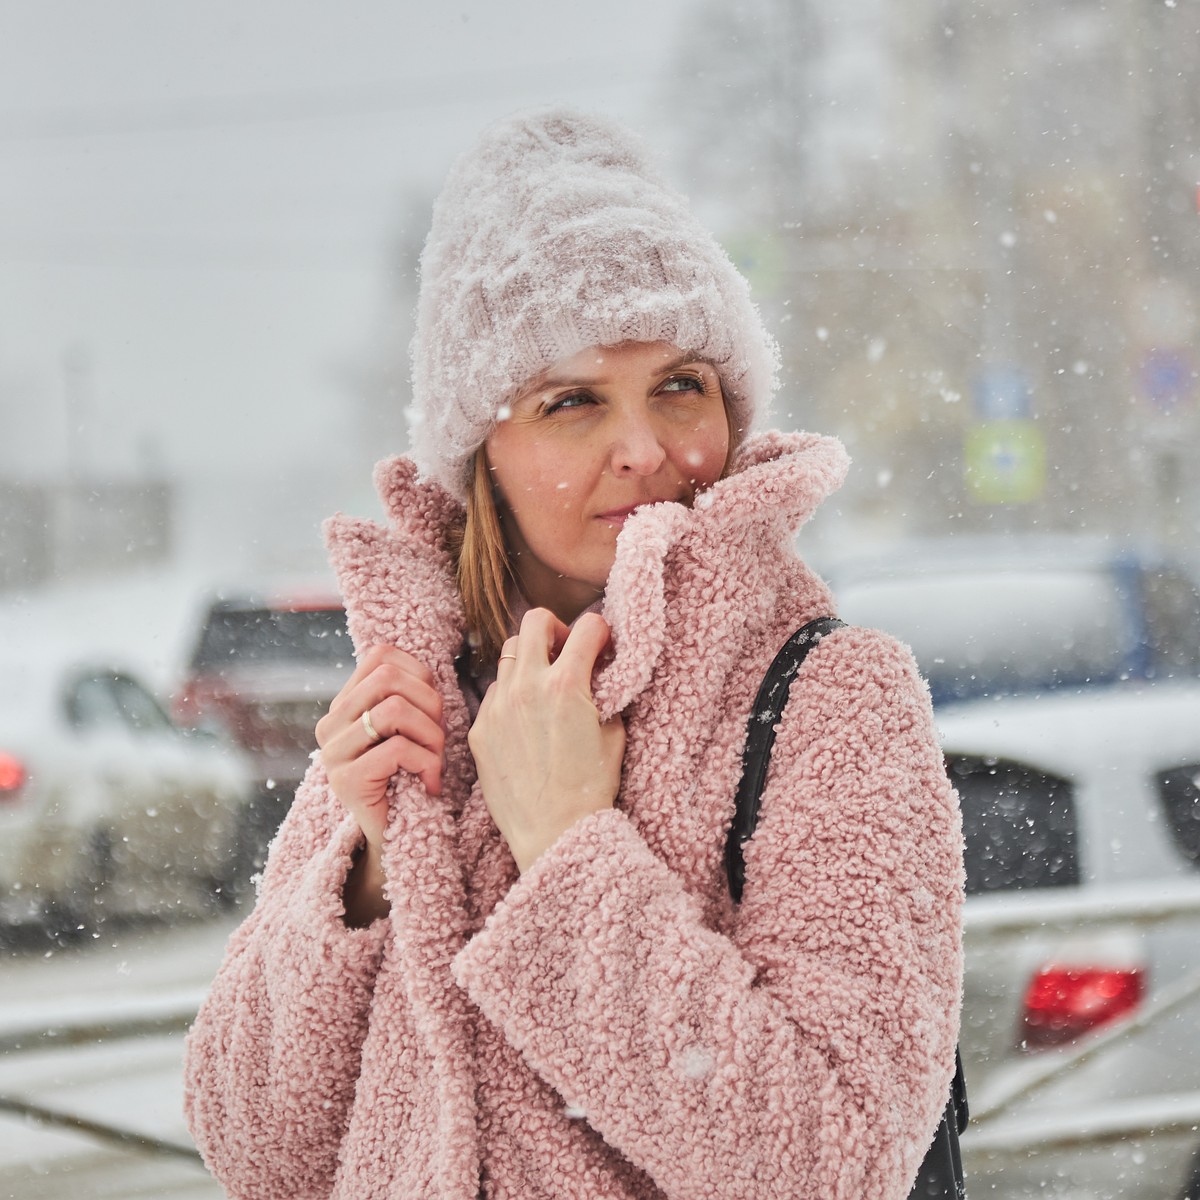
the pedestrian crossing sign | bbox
[964,420,1046,504]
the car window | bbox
[837,570,1130,703]
[1155,765,1200,868]
[64,671,175,735]
[108,673,176,734]
[946,753,1080,895]
[64,674,127,731]
[191,606,352,670]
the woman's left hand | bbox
[468,608,625,873]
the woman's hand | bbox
[315,645,446,924]
[469,608,625,873]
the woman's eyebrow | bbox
[654,352,709,376]
[527,352,708,394]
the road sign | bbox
[972,366,1032,421]
[1139,347,1195,413]
[965,420,1046,504]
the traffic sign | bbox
[972,366,1032,421]
[1139,347,1195,413]
[964,420,1046,504]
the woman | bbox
[184,108,963,1200]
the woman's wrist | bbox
[342,839,390,927]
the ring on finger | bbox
[361,707,383,744]
[497,653,518,664]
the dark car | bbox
[823,537,1200,706]
[173,592,354,881]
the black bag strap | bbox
[724,616,970,1155]
[724,617,845,904]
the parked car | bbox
[943,681,1200,1200]
[824,537,1200,706]
[0,655,256,935]
[173,590,354,876]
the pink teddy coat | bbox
[183,431,964,1200]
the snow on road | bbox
[0,912,241,1198]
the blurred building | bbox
[670,0,1199,559]
[0,479,173,592]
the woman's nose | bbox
[610,412,667,476]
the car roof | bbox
[199,573,342,614]
[0,656,146,729]
[817,534,1189,586]
[937,680,1200,778]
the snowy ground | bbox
[0,912,239,1199]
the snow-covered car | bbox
[826,537,1200,706]
[0,656,256,933]
[943,682,1200,1200]
[173,590,354,874]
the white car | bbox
[0,656,257,935]
[940,683,1200,1200]
[826,536,1200,707]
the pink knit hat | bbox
[408,107,780,500]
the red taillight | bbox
[1018,965,1145,1051]
[0,752,26,795]
[173,675,223,726]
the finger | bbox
[368,693,446,757]
[341,661,444,732]
[324,697,445,778]
[346,736,444,798]
[554,611,612,679]
[348,644,430,690]
[330,646,437,716]
[358,705,385,750]
[319,680,436,753]
[496,636,520,671]
[517,607,572,664]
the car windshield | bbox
[836,569,1131,704]
[191,606,353,671]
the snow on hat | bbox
[407,107,781,499]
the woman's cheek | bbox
[682,437,727,486]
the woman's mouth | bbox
[596,506,640,528]
[595,497,678,527]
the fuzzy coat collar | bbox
[323,430,849,722]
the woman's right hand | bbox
[315,646,445,922]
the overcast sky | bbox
[0,0,697,487]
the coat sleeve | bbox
[452,628,964,1200]
[182,760,389,1200]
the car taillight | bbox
[0,751,26,796]
[1018,965,1145,1051]
[172,680,202,725]
[173,674,224,726]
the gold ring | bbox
[498,654,518,664]
[361,708,383,743]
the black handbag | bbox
[725,617,968,1200]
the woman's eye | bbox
[661,375,706,396]
[544,391,595,415]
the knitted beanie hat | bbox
[408,107,780,500]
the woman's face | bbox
[485,340,731,623]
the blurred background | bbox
[2,1,1199,1197]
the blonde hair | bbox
[454,449,515,664]
[455,386,741,665]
